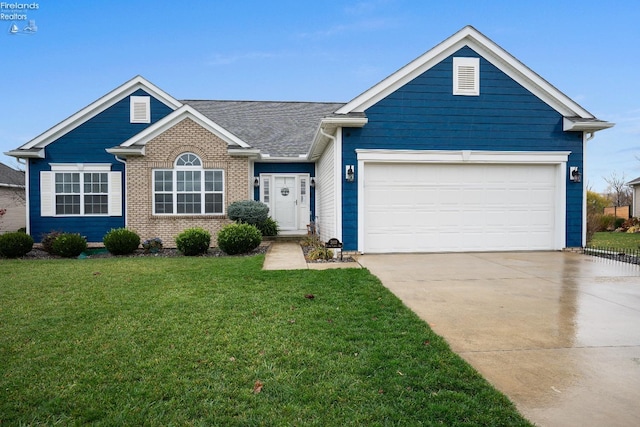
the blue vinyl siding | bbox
[342,47,584,250]
[253,162,316,220]
[28,89,174,242]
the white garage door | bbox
[363,163,558,253]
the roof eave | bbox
[562,118,615,132]
[105,146,145,157]
[307,117,369,161]
[4,148,45,159]
[228,148,261,158]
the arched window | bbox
[153,153,224,215]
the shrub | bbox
[0,232,34,258]
[103,228,140,255]
[176,228,211,256]
[593,214,617,232]
[41,230,63,254]
[217,223,262,255]
[52,233,87,258]
[227,200,269,225]
[307,247,334,261]
[256,217,279,237]
[614,217,625,230]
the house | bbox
[628,176,640,217]
[0,162,26,233]
[6,26,613,253]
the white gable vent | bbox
[130,96,151,123]
[453,57,479,96]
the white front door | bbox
[274,176,297,230]
[260,174,311,231]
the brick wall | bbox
[126,118,250,247]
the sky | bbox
[1,0,638,192]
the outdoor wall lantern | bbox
[310,177,316,188]
[569,167,581,183]
[253,177,260,187]
[346,165,355,182]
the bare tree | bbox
[603,171,632,207]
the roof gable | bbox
[336,26,598,121]
[17,76,182,151]
[107,105,252,157]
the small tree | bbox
[603,172,632,207]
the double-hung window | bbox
[153,153,224,215]
[40,164,121,217]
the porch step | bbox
[263,232,309,243]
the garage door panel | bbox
[363,163,558,253]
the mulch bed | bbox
[16,245,270,260]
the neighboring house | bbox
[0,162,26,233]
[628,176,640,217]
[6,26,613,252]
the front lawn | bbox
[0,256,531,426]
[588,231,640,251]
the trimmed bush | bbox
[41,230,63,254]
[228,200,269,225]
[176,228,211,256]
[217,223,262,255]
[0,232,34,258]
[52,233,87,258]
[103,228,140,255]
[256,217,279,237]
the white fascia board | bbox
[228,148,261,157]
[355,149,571,164]
[257,156,310,163]
[105,146,145,157]
[307,117,368,161]
[119,105,250,149]
[0,183,25,189]
[4,148,44,158]
[563,117,615,132]
[337,25,595,119]
[19,76,182,150]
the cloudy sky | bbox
[1,0,638,191]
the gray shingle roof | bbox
[182,100,345,158]
[0,162,24,187]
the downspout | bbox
[114,156,127,228]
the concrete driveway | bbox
[358,252,640,427]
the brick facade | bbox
[126,118,250,247]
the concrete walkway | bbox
[358,252,640,427]
[262,241,361,270]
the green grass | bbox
[589,231,640,251]
[0,256,531,426]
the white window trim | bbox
[152,153,225,216]
[40,163,121,217]
[453,57,480,96]
[130,96,151,123]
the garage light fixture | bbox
[346,165,355,182]
[569,167,581,183]
[310,177,316,188]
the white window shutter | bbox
[130,96,150,123]
[109,172,122,216]
[453,57,480,96]
[40,171,54,216]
